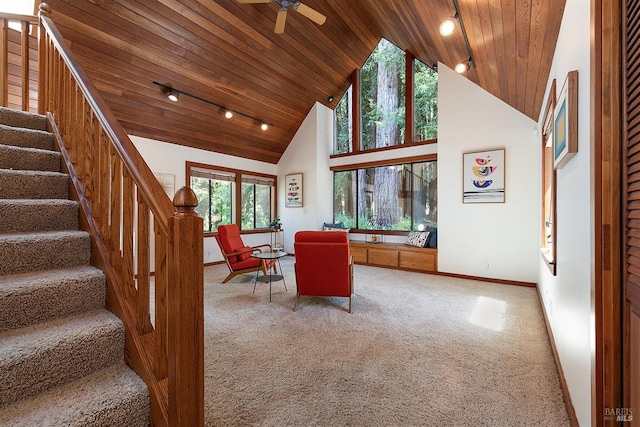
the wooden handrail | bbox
[0,4,206,426]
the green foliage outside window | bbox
[414,59,438,141]
[333,161,437,231]
[241,183,271,230]
[361,39,406,150]
[332,39,438,154]
[190,176,232,232]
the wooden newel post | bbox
[167,186,204,426]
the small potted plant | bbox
[269,217,281,230]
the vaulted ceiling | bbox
[46,0,565,164]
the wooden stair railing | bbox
[0,6,204,426]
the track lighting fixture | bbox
[442,0,475,75]
[153,81,271,130]
[327,95,334,103]
[439,15,457,36]
[455,59,471,74]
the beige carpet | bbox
[203,258,570,426]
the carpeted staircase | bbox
[0,107,149,426]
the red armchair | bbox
[293,230,353,312]
[214,224,277,283]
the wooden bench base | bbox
[349,242,437,272]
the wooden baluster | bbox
[84,102,94,205]
[136,193,153,335]
[38,3,50,114]
[109,147,122,270]
[122,170,135,299]
[1,18,7,107]
[75,86,84,186]
[168,187,204,427]
[20,21,29,111]
[99,129,110,242]
[154,218,168,381]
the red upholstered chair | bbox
[293,230,353,313]
[214,224,277,283]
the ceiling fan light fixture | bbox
[439,15,457,36]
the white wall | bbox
[536,0,592,424]
[131,135,277,263]
[276,103,334,253]
[437,64,539,283]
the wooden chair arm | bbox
[252,243,273,253]
[226,247,256,257]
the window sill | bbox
[540,248,556,275]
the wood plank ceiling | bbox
[45,0,565,164]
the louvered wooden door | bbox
[624,0,640,422]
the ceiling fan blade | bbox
[275,7,287,34]
[236,0,271,3]
[294,2,326,26]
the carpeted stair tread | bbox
[0,123,53,151]
[0,362,149,427]
[0,107,48,131]
[0,230,91,276]
[0,199,79,233]
[0,143,60,172]
[0,107,150,424]
[0,266,105,332]
[0,169,68,199]
[0,309,125,408]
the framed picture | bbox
[463,149,505,203]
[553,70,578,169]
[285,173,303,207]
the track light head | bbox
[260,123,269,131]
[168,89,179,102]
[439,15,457,36]
[224,110,233,119]
[455,59,471,74]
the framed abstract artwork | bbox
[553,70,578,169]
[285,173,303,207]
[463,149,505,203]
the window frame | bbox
[330,154,437,235]
[331,46,437,159]
[541,80,557,275]
[186,161,277,235]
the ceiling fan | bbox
[237,0,326,34]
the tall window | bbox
[188,162,276,233]
[361,39,406,150]
[333,159,437,231]
[190,168,233,232]
[333,40,438,155]
[414,59,438,141]
[541,81,556,274]
[241,175,274,230]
